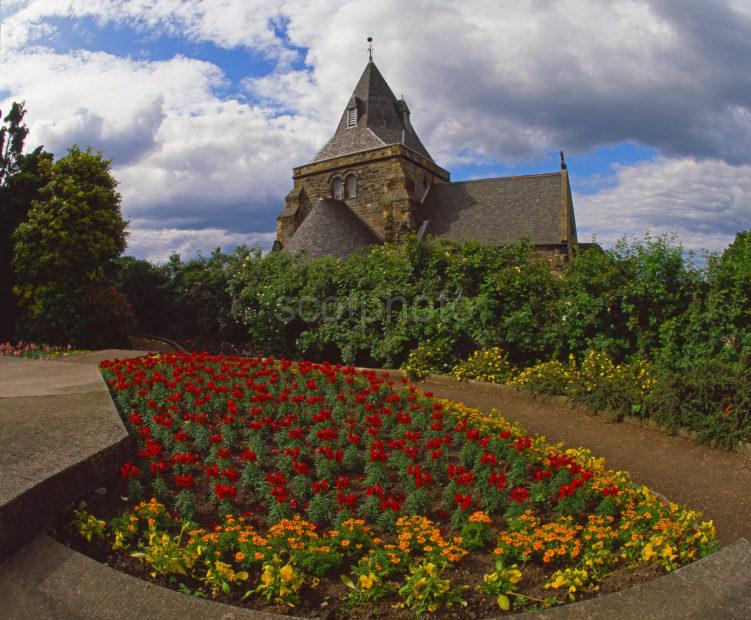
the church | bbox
[276,55,578,267]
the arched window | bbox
[332,177,344,200]
[345,173,357,198]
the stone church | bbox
[276,58,578,266]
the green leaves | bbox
[12,145,129,346]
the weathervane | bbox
[367,35,373,62]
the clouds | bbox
[125,225,276,264]
[1,48,319,243]
[2,0,751,259]
[576,157,751,251]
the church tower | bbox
[276,58,450,256]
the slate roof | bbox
[284,198,381,259]
[422,173,564,246]
[311,62,434,163]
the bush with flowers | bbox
[451,347,514,384]
[455,349,655,419]
[71,352,718,616]
[402,340,455,380]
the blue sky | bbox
[2,1,750,261]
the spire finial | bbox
[560,150,567,170]
[367,35,373,62]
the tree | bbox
[0,102,30,184]
[13,145,131,346]
[0,102,53,339]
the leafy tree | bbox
[0,102,30,184]
[13,145,131,346]
[0,103,53,339]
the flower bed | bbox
[1,341,84,359]
[73,352,717,616]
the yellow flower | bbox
[359,572,377,590]
[260,566,274,587]
[279,564,296,584]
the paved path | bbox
[414,374,751,544]
[0,353,142,559]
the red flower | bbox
[213,483,237,500]
[511,486,529,503]
[454,493,472,509]
[481,452,497,466]
[120,462,138,479]
[239,448,257,462]
[173,473,194,489]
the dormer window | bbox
[346,106,357,128]
[403,110,411,131]
[332,177,344,200]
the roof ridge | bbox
[444,171,562,186]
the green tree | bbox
[13,145,131,346]
[0,103,53,339]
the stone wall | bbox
[277,145,449,246]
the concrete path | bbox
[0,352,141,559]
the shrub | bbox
[507,359,572,396]
[451,347,514,384]
[645,358,751,447]
[402,340,455,380]
[567,351,654,419]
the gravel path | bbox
[413,374,751,544]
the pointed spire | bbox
[309,59,435,163]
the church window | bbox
[345,173,357,198]
[332,177,344,200]
[347,107,357,128]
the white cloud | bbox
[575,157,751,251]
[2,1,751,260]
[126,225,275,264]
[0,48,322,243]
[4,0,291,59]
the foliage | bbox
[566,351,654,419]
[105,228,751,444]
[507,359,572,396]
[402,340,455,380]
[451,347,514,384]
[481,559,523,611]
[645,358,751,447]
[12,146,130,347]
[0,103,53,340]
[397,560,467,615]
